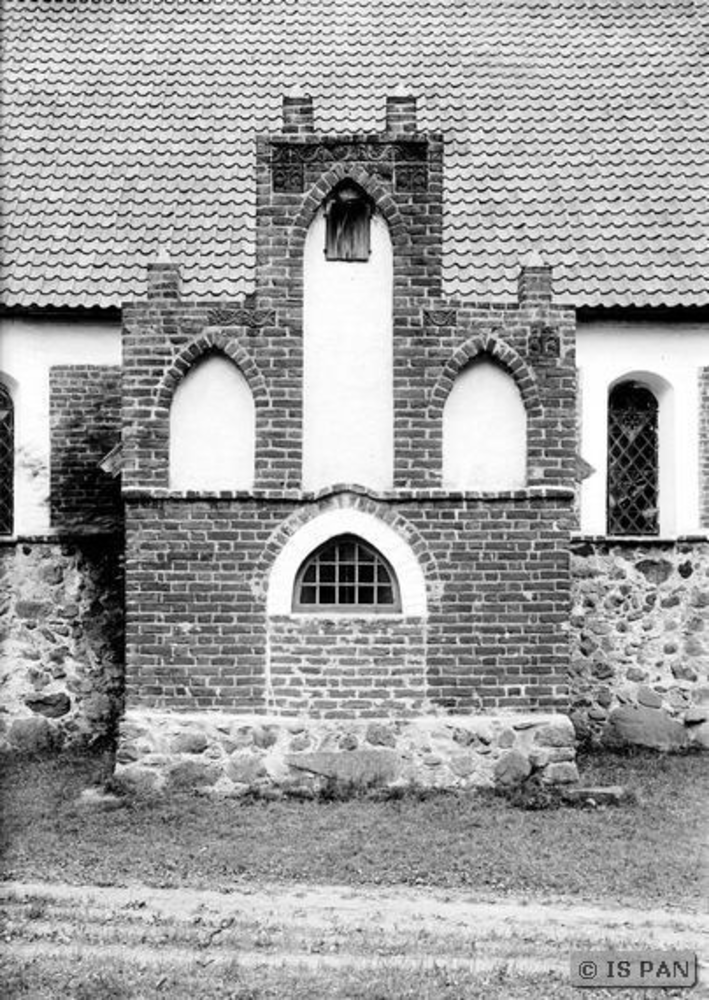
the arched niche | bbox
[302,184,394,492]
[168,353,255,490]
[442,357,527,491]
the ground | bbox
[1,748,707,998]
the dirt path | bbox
[2,880,707,984]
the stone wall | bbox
[0,537,124,752]
[116,709,578,794]
[569,538,709,749]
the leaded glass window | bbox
[324,183,372,261]
[0,384,13,535]
[607,381,659,536]
[293,535,400,612]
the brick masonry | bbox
[118,109,580,773]
[50,365,122,530]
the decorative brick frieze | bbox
[528,323,561,361]
[50,366,123,530]
[207,307,276,329]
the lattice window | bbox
[607,381,659,536]
[293,534,400,612]
[0,384,13,535]
[324,183,372,261]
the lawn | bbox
[1,747,707,908]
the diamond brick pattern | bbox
[1,0,707,309]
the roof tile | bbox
[1,0,707,309]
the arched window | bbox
[293,534,401,612]
[442,358,527,491]
[169,353,255,490]
[0,383,13,535]
[607,381,659,535]
[324,182,372,261]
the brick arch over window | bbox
[153,331,270,419]
[251,493,441,613]
[429,334,541,417]
[288,163,410,259]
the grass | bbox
[1,747,707,907]
[0,952,690,1000]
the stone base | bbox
[116,710,578,796]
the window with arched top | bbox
[607,381,659,535]
[324,182,372,261]
[169,353,255,490]
[0,383,13,535]
[442,358,527,491]
[293,534,401,613]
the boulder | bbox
[542,762,579,784]
[167,760,220,789]
[226,754,267,784]
[493,750,531,787]
[171,731,209,754]
[24,692,71,718]
[636,686,663,709]
[365,723,396,747]
[603,705,687,751]
[286,749,400,786]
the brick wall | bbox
[124,493,572,717]
[121,114,577,721]
[700,366,709,528]
[50,366,122,529]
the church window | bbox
[293,534,400,612]
[607,381,659,535]
[324,183,372,261]
[0,383,13,535]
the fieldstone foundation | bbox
[570,539,709,749]
[116,710,578,795]
[0,537,124,751]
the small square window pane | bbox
[302,565,317,584]
[377,586,394,604]
[339,541,356,561]
[358,585,374,604]
[320,586,336,604]
[377,564,390,583]
[300,586,317,604]
[340,586,356,604]
[340,563,356,583]
[320,563,336,582]
[358,563,374,583]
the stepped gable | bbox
[1,0,707,310]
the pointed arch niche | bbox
[302,180,393,492]
[168,352,255,490]
[443,357,527,491]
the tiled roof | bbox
[1,0,707,310]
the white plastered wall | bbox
[169,354,255,490]
[577,320,709,536]
[267,508,427,617]
[302,210,393,491]
[0,316,121,535]
[442,359,527,490]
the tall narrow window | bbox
[324,183,372,261]
[0,383,14,535]
[293,534,400,612]
[607,381,659,535]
